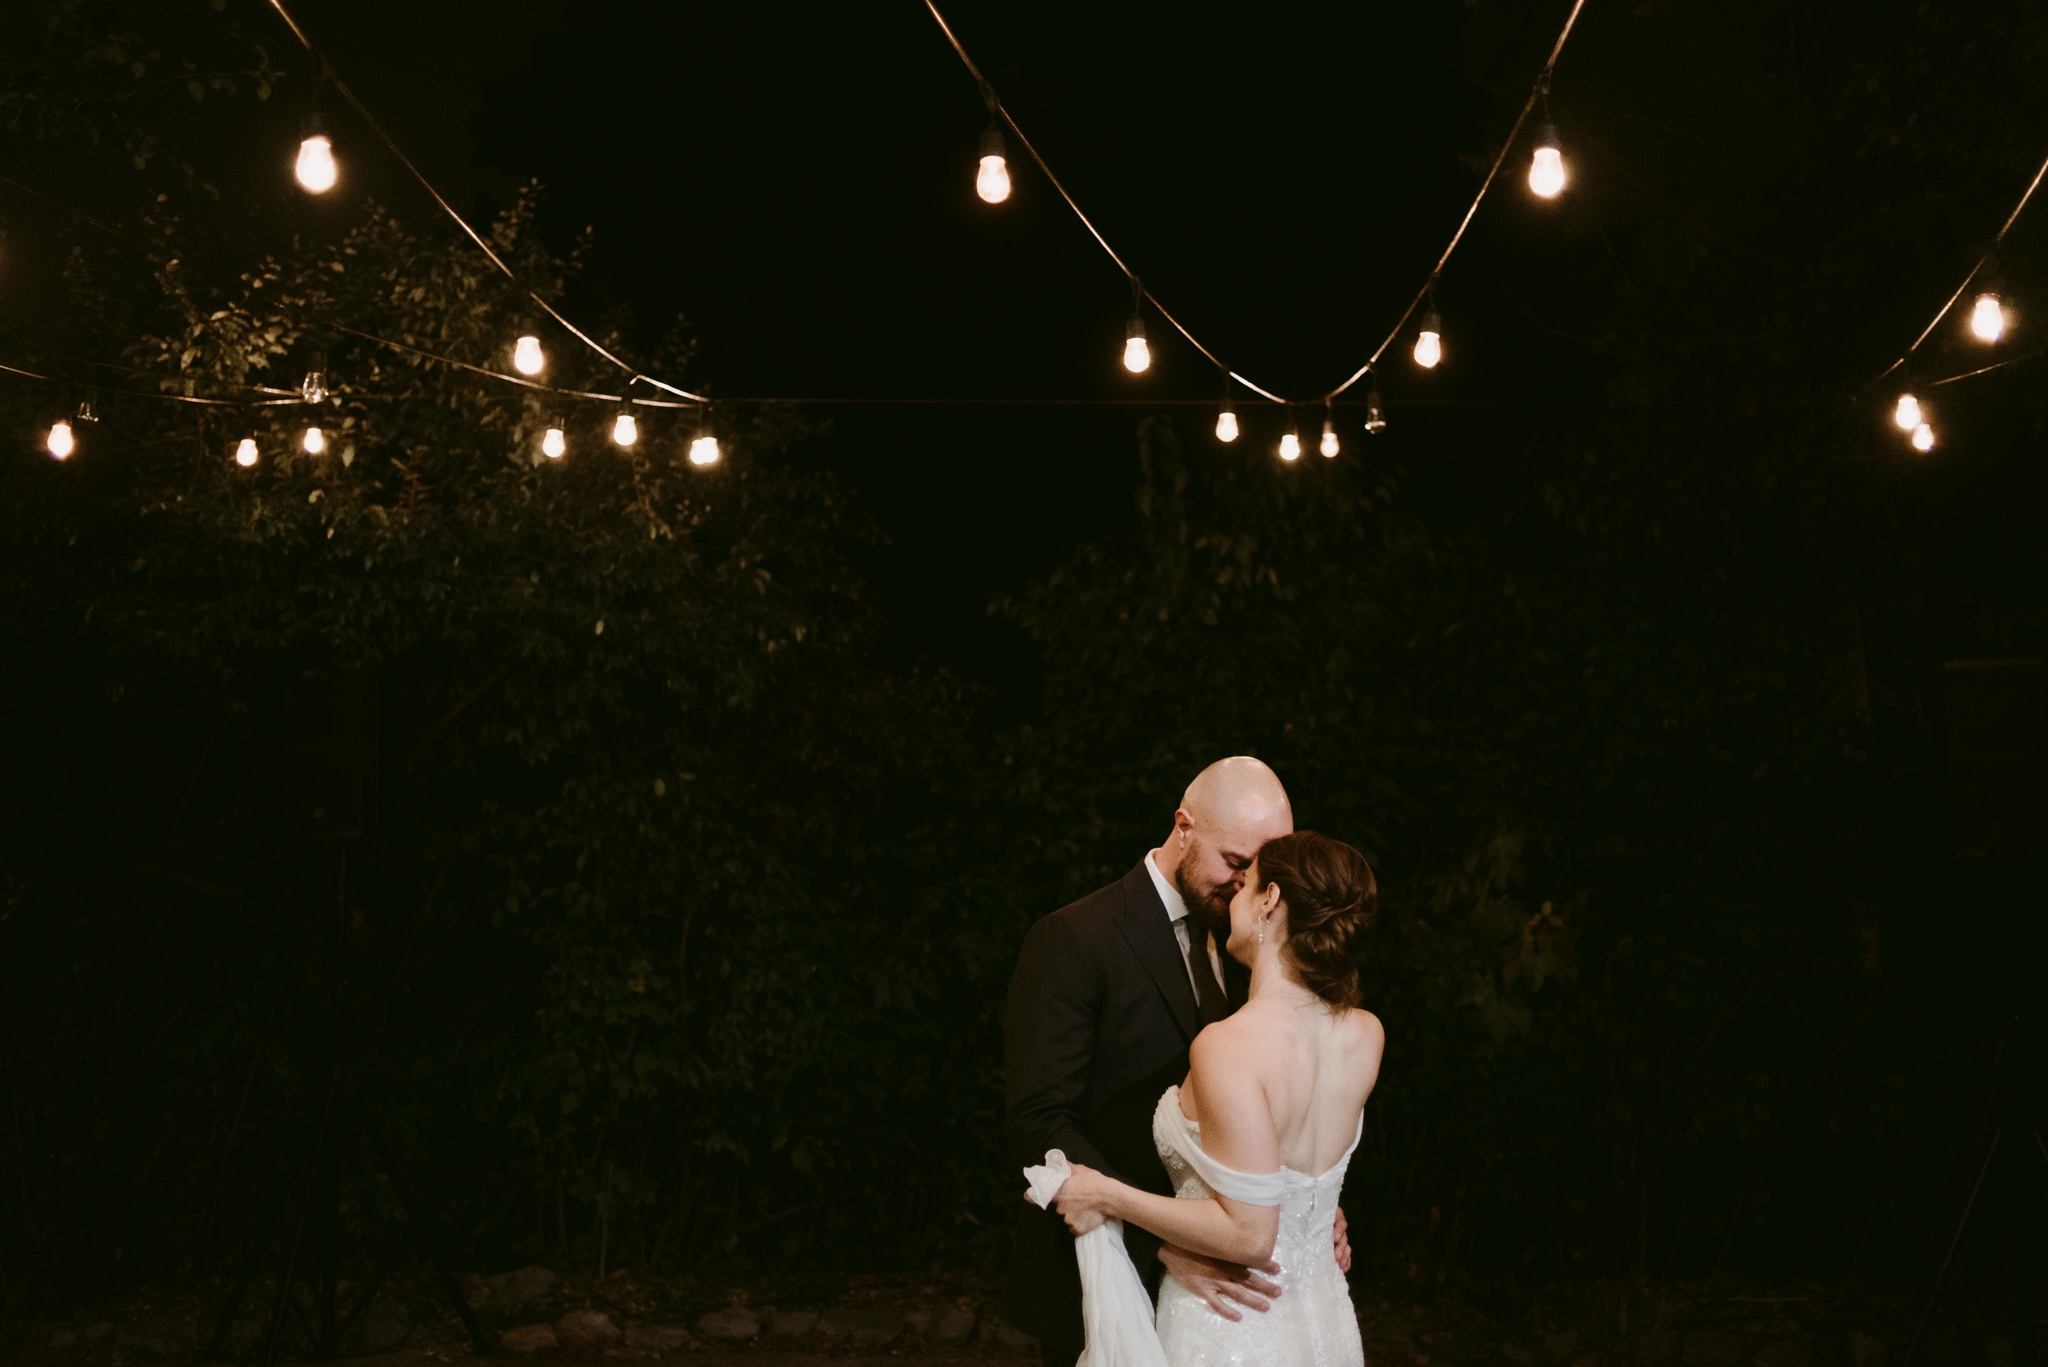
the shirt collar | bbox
[1144,851,1191,925]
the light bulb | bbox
[302,370,327,404]
[1123,315,1151,374]
[1911,422,1935,452]
[977,125,1011,204]
[295,133,337,193]
[303,426,326,454]
[1414,307,1443,371]
[542,425,566,459]
[513,334,545,375]
[1529,121,1566,198]
[1365,388,1387,434]
[47,420,74,459]
[689,434,721,466]
[235,438,259,467]
[1970,293,2005,343]
[1893,393,1921,430]
[612,412,638,447]
[1321,421,1340,458]
[977,156,1011,204]
[1215,408,1239,443]
[1279,431,1301,462]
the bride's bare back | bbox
[1180,995,1383,1179]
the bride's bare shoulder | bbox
[1340,1007,1386,1086]
[1344,1007,1385,1047]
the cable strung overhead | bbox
[1872,127,2048,453]
[922,0,1592,439]
[260,0,709,406]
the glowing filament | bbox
[542,426,566,459]
[513,334,545,375]
[47,420,74,459]
[1279,432,1301,461]
[303,427,326,454]
[689,434,721,466]
[1970,293,2006,343]
[296,134,338,193]
[1893,393,1921,430]
[612,412,638,447]
[1215,408,1239,443]
[1911,422,1934,452]
[235,438,259,467]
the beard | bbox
[1173,847,1234,937]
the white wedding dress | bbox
[1022,1087,1364,1367]
[1151,1085,1364,1367]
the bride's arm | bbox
[1054,1032,1281,1266]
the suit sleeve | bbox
[1004,911,1125,1183]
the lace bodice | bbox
[1151,1086,1364,1367]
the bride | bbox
[1049,830,1383,1367]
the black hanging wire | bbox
[1326,0,1590,399]
[260,0,708,403]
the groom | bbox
[1001,757,1348,1367]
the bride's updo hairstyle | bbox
[1255,831,1377,1009]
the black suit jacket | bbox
[999,860,1251,1356]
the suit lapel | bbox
[1115,860,1202,1043]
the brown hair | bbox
[1255,831,1377,1009]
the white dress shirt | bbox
[1145,851,1227,1003]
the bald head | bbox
[1181,756,1292,834]
[1155,757,1294,934]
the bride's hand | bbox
[1052,1163,1116,1236]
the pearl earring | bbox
[1257,920,1265,946]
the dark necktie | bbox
[1190,924,1229,1026]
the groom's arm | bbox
[1004,912,1124,1181]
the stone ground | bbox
[0,1268,2030,1367]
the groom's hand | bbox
[1332,1207,1351,1273]
[1157,1244,1282,1322]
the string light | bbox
[1321,416,1340,458]
[1123,315,1151,374]
[296,112,338,193]
[303,426,326,454]
[1414,301,1443,369]
[1215,388,1239,443]
[612,400,638,447]
[235,437,260,467]
[542,421,566,459]
[77,396,99,425]
[977,124,1011,204]
[513,325,545,376]
[1893,393,1922,430]
[689,412,721,466]
[1912,422,1935,452]
[1365,372,1388,434]
[1279,426,1301,461]
[302,350,328,404]
[1969,292,2006,342]
[46,419,74,460]
[1529,118,1566,199]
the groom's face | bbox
[1174,830,1262,936]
